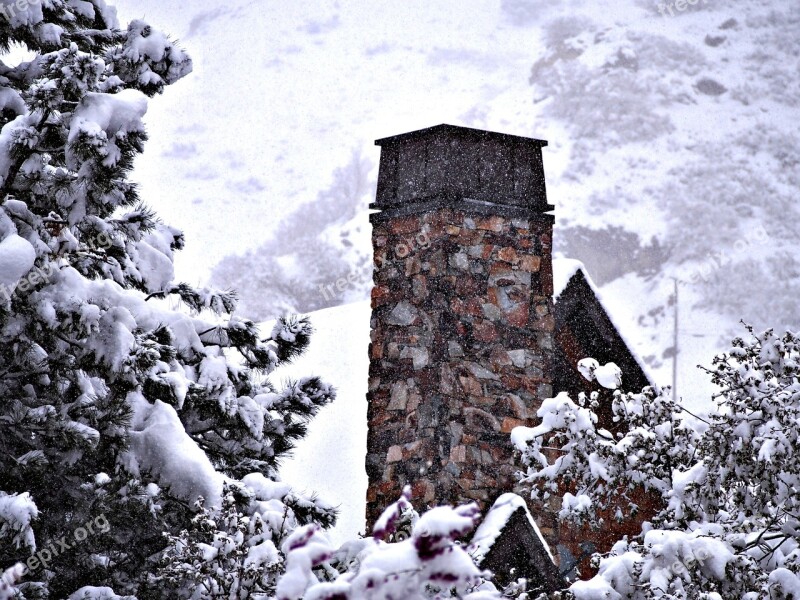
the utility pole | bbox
[672,278,679,399]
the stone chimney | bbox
[366,124,555,530]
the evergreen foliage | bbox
[0,2,334,597]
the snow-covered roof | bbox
[553,257,586,300]
[552,257,655,388]
[470,493,554,563]
[278,258,651,543]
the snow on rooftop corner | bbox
[553,257,585,300]
[470,493,554,563]
[278,259,646,543]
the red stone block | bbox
[532,314,555,332]
[519,255,541,272]
[458,375,482,396]
[472,320,498,342]
[411,480,435,503]
[450,298,467,315]
[487,287,500,307]
[475,216,505,232]
[506,303,529,327]
[389,215,421,234]
[500,373,522,390]
[371,285,391,307]
[449,445,467,462]
[497,246,519,264]
[488,261,514,276]
[459,229,485,245]
[464,298,483,317]
[378,481,396,495]
[489,346,512,367]
[455,276,480,296]
[501,417,526,433]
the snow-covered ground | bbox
[276,300,370,545]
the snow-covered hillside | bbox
[113,0,560,280]
[276,301,371,545]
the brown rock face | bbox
[365,208,555,527]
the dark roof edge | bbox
[478,507,566,593]
[375,123,549,148]
[555,269,658,390]
[369,196,555,223]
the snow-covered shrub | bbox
[529,6,800,335]
[530,21,702,151]
[514,327,800,598]
[658,129,800,331]
[0,2,335,597]
[143,482,335,599]
[278,488,503,600]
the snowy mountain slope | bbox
[522,0,800,401]
[208,151,375,320]
[113,0,562,282]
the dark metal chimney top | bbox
[371,124,552,221]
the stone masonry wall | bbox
[366,207,555,534]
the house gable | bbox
[472,493,565,594]
[554,267,653,419]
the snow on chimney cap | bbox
[374,123,549,147]
[372,123,552,220]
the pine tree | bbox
[0,2,335,597]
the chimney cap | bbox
[372,123,552,220]
[375,123,549,148]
